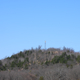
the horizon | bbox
[0,0,80,59]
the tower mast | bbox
[45,41,47,61]
[45,41,46,50]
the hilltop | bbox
[0,46,80,80]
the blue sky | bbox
[0,0,80,59]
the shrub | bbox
[67,55,71,60]
[62,52,67,57]
[2,66,6,71]
[41,62,43,65]
[10,61,16,68]
[51,56,59,64]
[24,57,29,62]
[71,54,75,59]
[70,64,73,68]
[45,61,50,65]
[39,76,44,80]
[5,64,7,67]
[48,51,50,54]
[25,64,28,69]
[0,66,3,71]
[66,64,69,68]
[76,55,80,63]
[0,65,6,71]
[59,57,67,63]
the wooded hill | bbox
[0,47,80,80]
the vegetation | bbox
[0,60,2,66]
[51,52,67,64]
[0,47,80,80]
[0,51,80,71]
[45,60,50,66]
[16,60,24,68]
[76,55,80,62]
[39,76,44,80]
[11,54,18,59]
[18,51,25,58]
[24,64,28,69]
[24,57,29,62]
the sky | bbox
[0,0,80,59]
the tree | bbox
[18,51,24,57]
[38,45,42,50]
[10,61,15,68]
[0,60,2,66]
[67,55,71,60]
[51,56,59,64]
[61,52,67,57]
[25,64,28,69]
[16,60,24,68]
[45,60,50,66]
[24,57,29,63]
[76,55,80,63]
[11,54,18,59]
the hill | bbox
[0,46,80,80]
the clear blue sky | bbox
[0,0,80,59]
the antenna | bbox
[45,41,46,50]
[45,41,47,61]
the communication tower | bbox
[45,41,46,50]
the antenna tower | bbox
[45,41,46,50]
[45,41,47,61]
